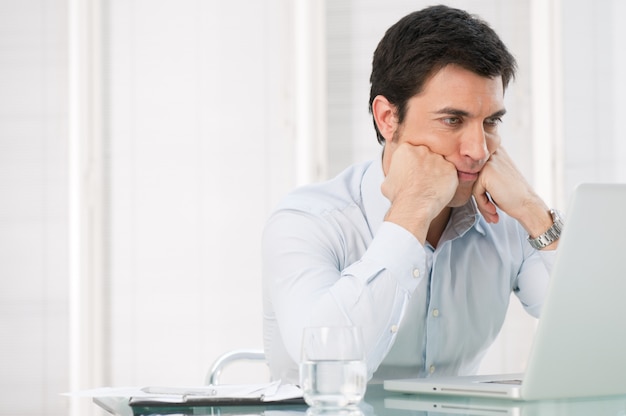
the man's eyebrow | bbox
[433,107,470,117]
[489,109,507,118]
[433,107,507,118]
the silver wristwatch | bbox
[528,209,564,250]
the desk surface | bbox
[94,383,626,416]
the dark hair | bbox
[369,5,517,144]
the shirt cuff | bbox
[357,221,427,294]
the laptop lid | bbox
[385,183,626,400]
[520,183,626,399]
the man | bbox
[262,5,561,384]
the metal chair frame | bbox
[206,348,266,385]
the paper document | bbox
[65,380,304,406]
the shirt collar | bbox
[447,197,486,239]
[361,156,487,239]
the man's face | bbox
[384,64,505,207]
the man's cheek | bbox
[486,135,501,152]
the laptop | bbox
[384,393,626,415]
[384,183,626,400]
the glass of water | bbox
[299,326,367,409]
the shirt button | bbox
[429,365,436,374]
[432,309,440,317]
[390,324,398,333]
[412,268,420,278]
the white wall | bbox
[561,0,626,200]
[105,0,298,387]
[0,1,70,415]
[2,1,626,415]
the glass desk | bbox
[94,383,626,416]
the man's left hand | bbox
[473,147,557,249]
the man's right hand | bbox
[381,143,458,244]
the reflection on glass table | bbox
[94,383,626,416]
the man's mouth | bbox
[457,170,480,182]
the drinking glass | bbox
[299,326,367,409]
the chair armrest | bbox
[206,348,266,385]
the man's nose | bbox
[460,126,489,162]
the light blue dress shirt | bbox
[262,158,555,384]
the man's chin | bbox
[447,189,474,208]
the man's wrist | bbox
[527,209,564,250]
[384,209,429,245]
[513,196,553,236]
[384,199,434,245]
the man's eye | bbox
[443,117,461,126]
[484,117,502,127]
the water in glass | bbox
[300,359,367,408]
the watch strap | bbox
[528,209,564,250]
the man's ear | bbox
[371,95,398,142]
